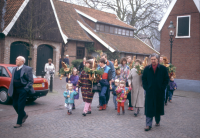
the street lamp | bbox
[168,21,175,64]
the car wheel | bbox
[0,88,11,104]
[27,98,37,103]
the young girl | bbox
[63,83,78,115]
[66,68,79,109]
[116,81,131,115]
[77,60,94,116]
[168,77,177,102]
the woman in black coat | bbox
[142,54,169,131]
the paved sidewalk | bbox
[0,77,200,138]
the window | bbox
[126,30,130,36]
[110,27,114,33]
[105,25,109,33]
[118,28,122,35]
[122,29,126,35]
[77,47,85,59]
[100,25,104,32]
[96,24,100,31]
[0,67,9,77]
[176,15,191,38]
[115,28,118,34]
[130,31,134,37]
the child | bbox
[110,79,119,110]
[63,83,78,115]
[168,77,177,102]
[116,80,131,115]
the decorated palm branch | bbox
[114,59,121,75]
[129,56,136,69]
[83,58,104,83]
[135,57,148,75]
[162,57,176,78]
[59,61,74,80]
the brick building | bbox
[158,0,200,92]
[0,0,159,76]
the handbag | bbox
[92,83,101,93]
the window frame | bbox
[130,31,134,37]
[122,29,126,35]
[175,15,191,38]
[100,24,105,32]
[0,66,10,77]
[96,24,100,31]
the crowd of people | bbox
[8,53,177,131]
[63,53,177,131]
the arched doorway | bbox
[10,42,29,66]
[36,44,53,76]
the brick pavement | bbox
[0,77,200,138]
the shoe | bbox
[169,100,172,103]
[130,107,134,111]
[13,124,22,128]
[97,105,100,108]
[103,104,106,110]
[99,106,103,111]
[144,126,152,131]
[122,111,125,115]
[128,107,131,110]
[22,115,28,124]
[86,111,91,114]
[155,123,160,126]
[134,113,137,117]
[67,112,71,115]
[117,113,120,115]
[82,113,86,116]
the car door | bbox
[0,66,11,89]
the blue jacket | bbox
[111,85,118,96]
[63,90,78,104]
[106,60,115,80]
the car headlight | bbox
[42,83,45,87]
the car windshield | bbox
[7,66,37,78]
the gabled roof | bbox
[72,4,136,30]
[52,0,92,42]
[77,19,159,55]
[2,0,28,35]
[158,0,200,31]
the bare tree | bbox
[63,0,172,51]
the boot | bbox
[99,106,103,111]
[103,104,107,110]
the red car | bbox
[0,64,49,104]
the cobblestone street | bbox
[0,77,200,138]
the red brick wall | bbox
[0,35,5,63]
[80,15,96,29]
[160,0,200,80]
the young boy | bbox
[116,80,131,115]
[110,79,119,110]
[168,77,177,102]
[63,83,78,115]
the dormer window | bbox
[115,28,118,34]
[100,25,104,31]
[96,24,100,31]
[126,30,129,36]
[130,31,134,37]
[118,28,122,35]
[110,27,114,33]
[96,23,134,37]
[122,29,126,35]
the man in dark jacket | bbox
[8,56,35,128]
[142,53,169,131]
[63,55,70,65]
